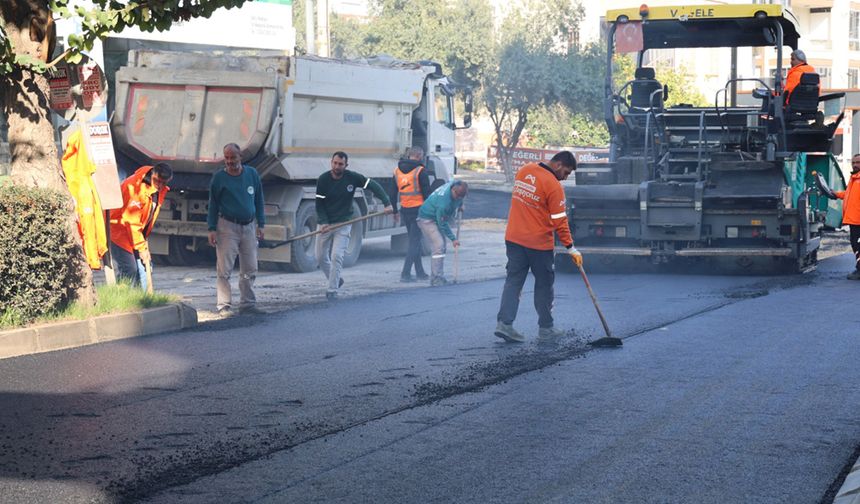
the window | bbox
[819,67,832,88]
[851,11,860,51]
[434,84,453,128]
[850,68,859,88]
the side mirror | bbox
[752,88,768,99]
[456,88,473,129]
[663,84,669,102]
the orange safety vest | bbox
[61,129,107,269]
[109,166,169,254]
[836,171,860,226]
[505,162,573,251]
[394,165,425,208]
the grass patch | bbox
[0,282,179,330]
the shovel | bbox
[453,208,463,283]
[260,211,386,249]
[573,257,622,348]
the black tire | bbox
[288,201,319,273]
[342,201,363,268]
[167,236,203,266]
[428,177,446,193]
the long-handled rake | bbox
[572,257,623,348]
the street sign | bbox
[48,54,108,122]
[83,121,123,210]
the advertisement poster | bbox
[84,122,123,210]
[48,67,73,111]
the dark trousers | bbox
[851,225,860,271]
[497,241,555,328]
[400,207,426,277]
[110,242,150,290]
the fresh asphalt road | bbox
[2,253,860,503]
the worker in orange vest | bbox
[109,163,172,289]
[394,146,432,282]
[784,49,817,104]
[495,151,581,344]
[835,153,860,280]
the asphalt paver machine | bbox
[566,4,846,273]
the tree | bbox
[482,0,592,182]
[327,0,494,89]
[526,105,609,149]
[0,0,248,306]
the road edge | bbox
[0,302,198,360]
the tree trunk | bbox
[1,1,96,307]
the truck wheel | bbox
[343,201,363,268]
[167,236,203,266]
[289,201,319,273]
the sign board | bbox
[109,2,294,51]
[487,146,609,173]
[615,21,644,54]
[83,121,123,210]
[48,54,108,122]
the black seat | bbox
[785,72,820,122]
[630,67,663,109]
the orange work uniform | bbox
[61,129,107,269]
[109,166,169,255]
[835,171,860,226]
[394,165,425,208]
[784,63,816,103]
[505,162,573,250]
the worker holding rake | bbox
[494,151,581,344]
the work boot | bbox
[326,291,338,301]
[494,321,525,343]
[416,271,429,281]
[537,326,566,344]
[431,277,448,287]
[239,305,265,315]
[217,306,232,318]
[847,270,860,280]
[400,274,415,283]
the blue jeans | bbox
[110,242,150,291]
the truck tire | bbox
[342,201,363,268]
[289,201,319,273]
[167,236,204,266]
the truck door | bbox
[426,82,456,180]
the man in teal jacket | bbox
[417,180,469,286]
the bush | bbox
[0,184,82,323]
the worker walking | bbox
[394,146,431,282]
[494,151,581,344]
[207,143,266,317]
[416,180,468,286]
[315,151,394,300]
[835,153,860,280]
[109,163,172,290]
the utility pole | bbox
[305,0,316,55]
[316,0,330,57]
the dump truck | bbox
[110,50,472,271]
[566,4,846,273]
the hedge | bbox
[0,184,82,323]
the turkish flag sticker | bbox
[615,21,644,53]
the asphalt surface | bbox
[2,248,860,502]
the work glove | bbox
[568,246,583,267]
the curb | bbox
[0,302,197,360]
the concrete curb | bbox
[0,302,197,360]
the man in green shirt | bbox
[207,143,266,317]
[315,151,394,300]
